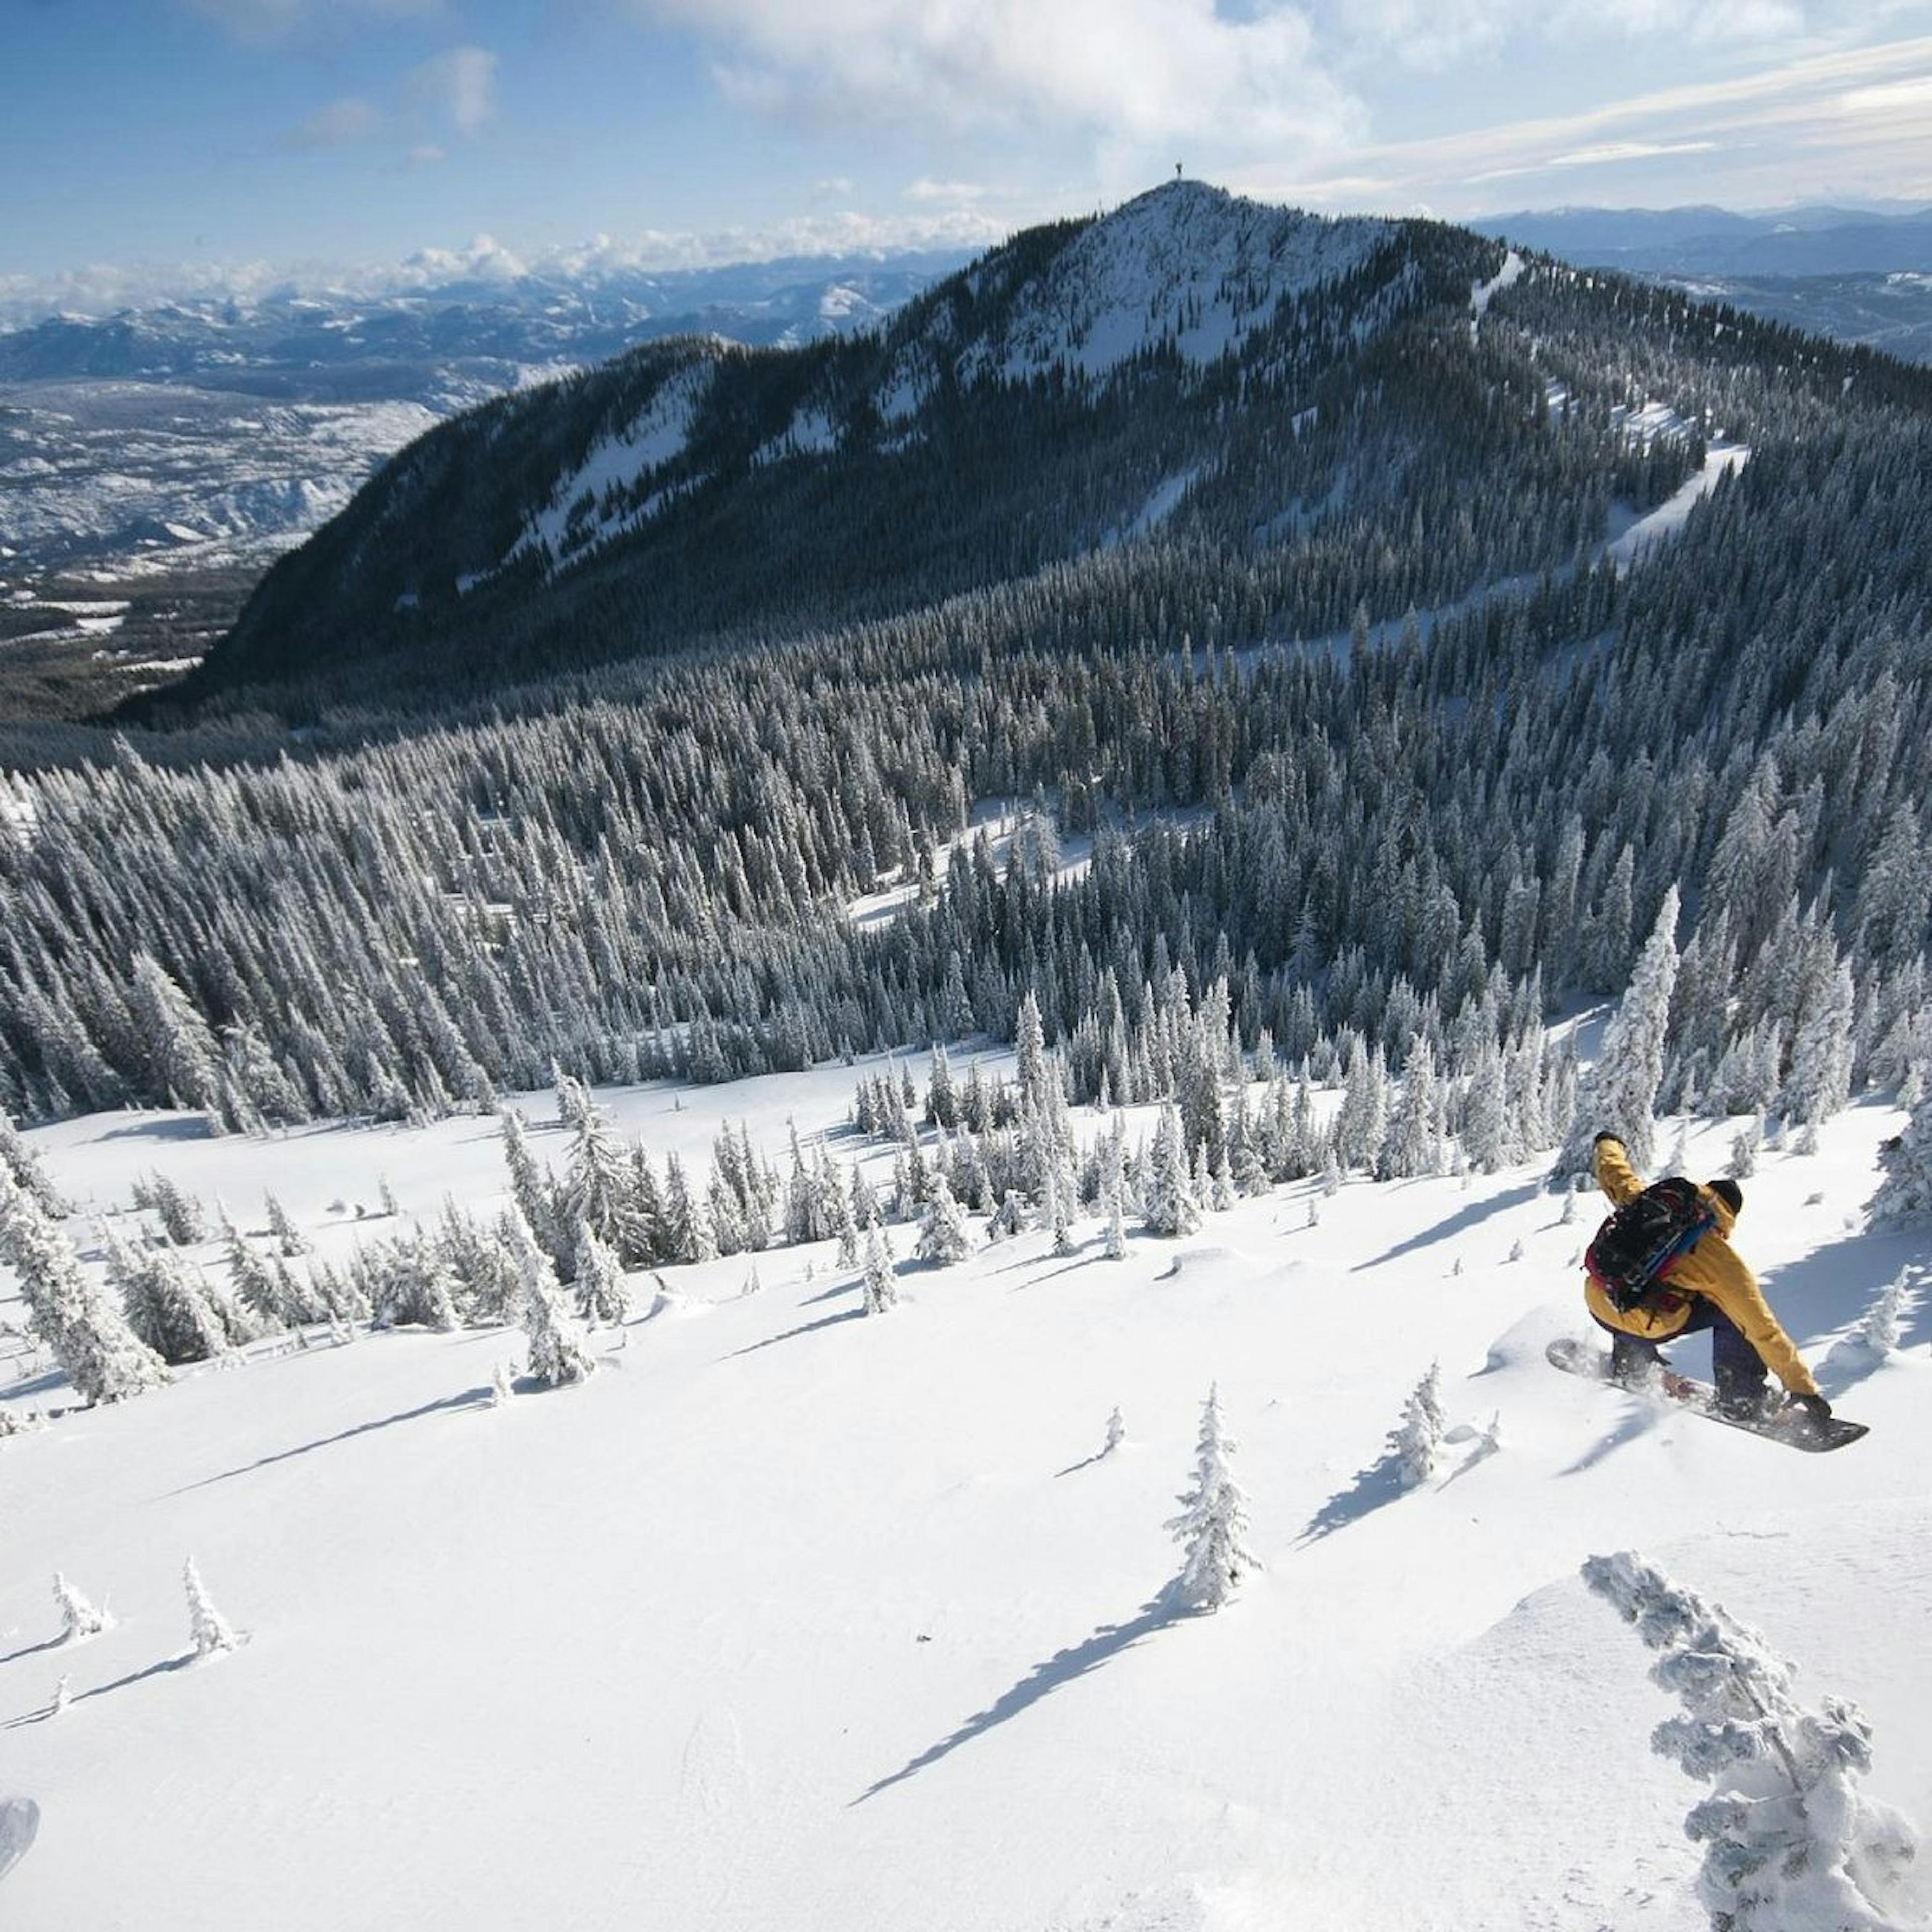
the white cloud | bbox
[1313,0,1817,70]
[0,212,1009,327]
[1244,31,1932,211]
[6,221,927,329]
[395,234,527,282]
[283,96,382,149]
[406,143,447,168]
[629,0,1364,159]
[905,178,989,203]
[409,44,498,136]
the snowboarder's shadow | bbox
[1557,1401,1658,1476]
[854,1591,1188,1803]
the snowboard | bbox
[0,1796,39,1883]
[1546,1336,1868,1452]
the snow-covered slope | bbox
[511,355,718,573]
[4,1070,1926,1930]
[866,183,1391,425]
[0,382,443,578]
[967,183,1388,382]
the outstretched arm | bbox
[1592,1133,1646,1208]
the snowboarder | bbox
[1584,1132,1831,1425]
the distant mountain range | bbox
[0,253,972,577]
[1471,203,1932,277]
[1472,205,1932,368]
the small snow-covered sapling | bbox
[53,1571,111,1642]
[1584,1548,1923,1932]
[183,1556,239,1658]
[1104,1406,1126,1455]
[1393,1363,1447,1489]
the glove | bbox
[1789,1392,1832,1425]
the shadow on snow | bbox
[854,1590,1188,1803]
[1351,1181,1543,1271]
[167,1387,492,1494]
[724,1306,868,1359]
[1297,1445,1408,1544]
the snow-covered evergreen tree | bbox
[498,1107,565,1264]
[1555,885,1682,1180]
[1393,1362,1447,1488]
[1870,1090,1932,1228]
[1784,957,1858,1131]
[915,1168,972,1265]
[517,1223,596,1388]
[128,954,228,1131]
[0,1107,65,1216]
[1380,1036,1444,1180]
[558,1102,645,1268]
[1844,1270,1914,1360]
[183,1556,239,1658]
[1015,988,1049,1106]
[553,1064,595,1133]
[1460,1043,1514,1174]
[1167,1384,1258,1613]
[0,1168,168,1405]
[262,1191,310,1257]
[1334,1035,1389,1174]
[1049,1167,1078,1255]
[862,1227,898,1314]
[53,1571,110,1642]
[1144,1103,1201,1238]
[1104,1406,1126,1455]
[371,1230,460,1333]
[147,1171,207,1246]
[221,1217,291,1332]
[1584,1548,1923,1932]
[571,1221,631,1326]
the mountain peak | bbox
[902,180,1393,397]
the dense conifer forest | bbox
[1,185,1927,1180]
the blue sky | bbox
[4,0,1929,306]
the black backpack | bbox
[1585,1177,1716,1314]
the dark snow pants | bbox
[1595,1298,1769,1406]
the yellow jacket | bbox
[1585,1137,1819,1398]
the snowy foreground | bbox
[3,1066,1929,1931]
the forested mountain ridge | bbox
[172,180,1732,710]
[3,181,1928,1156]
